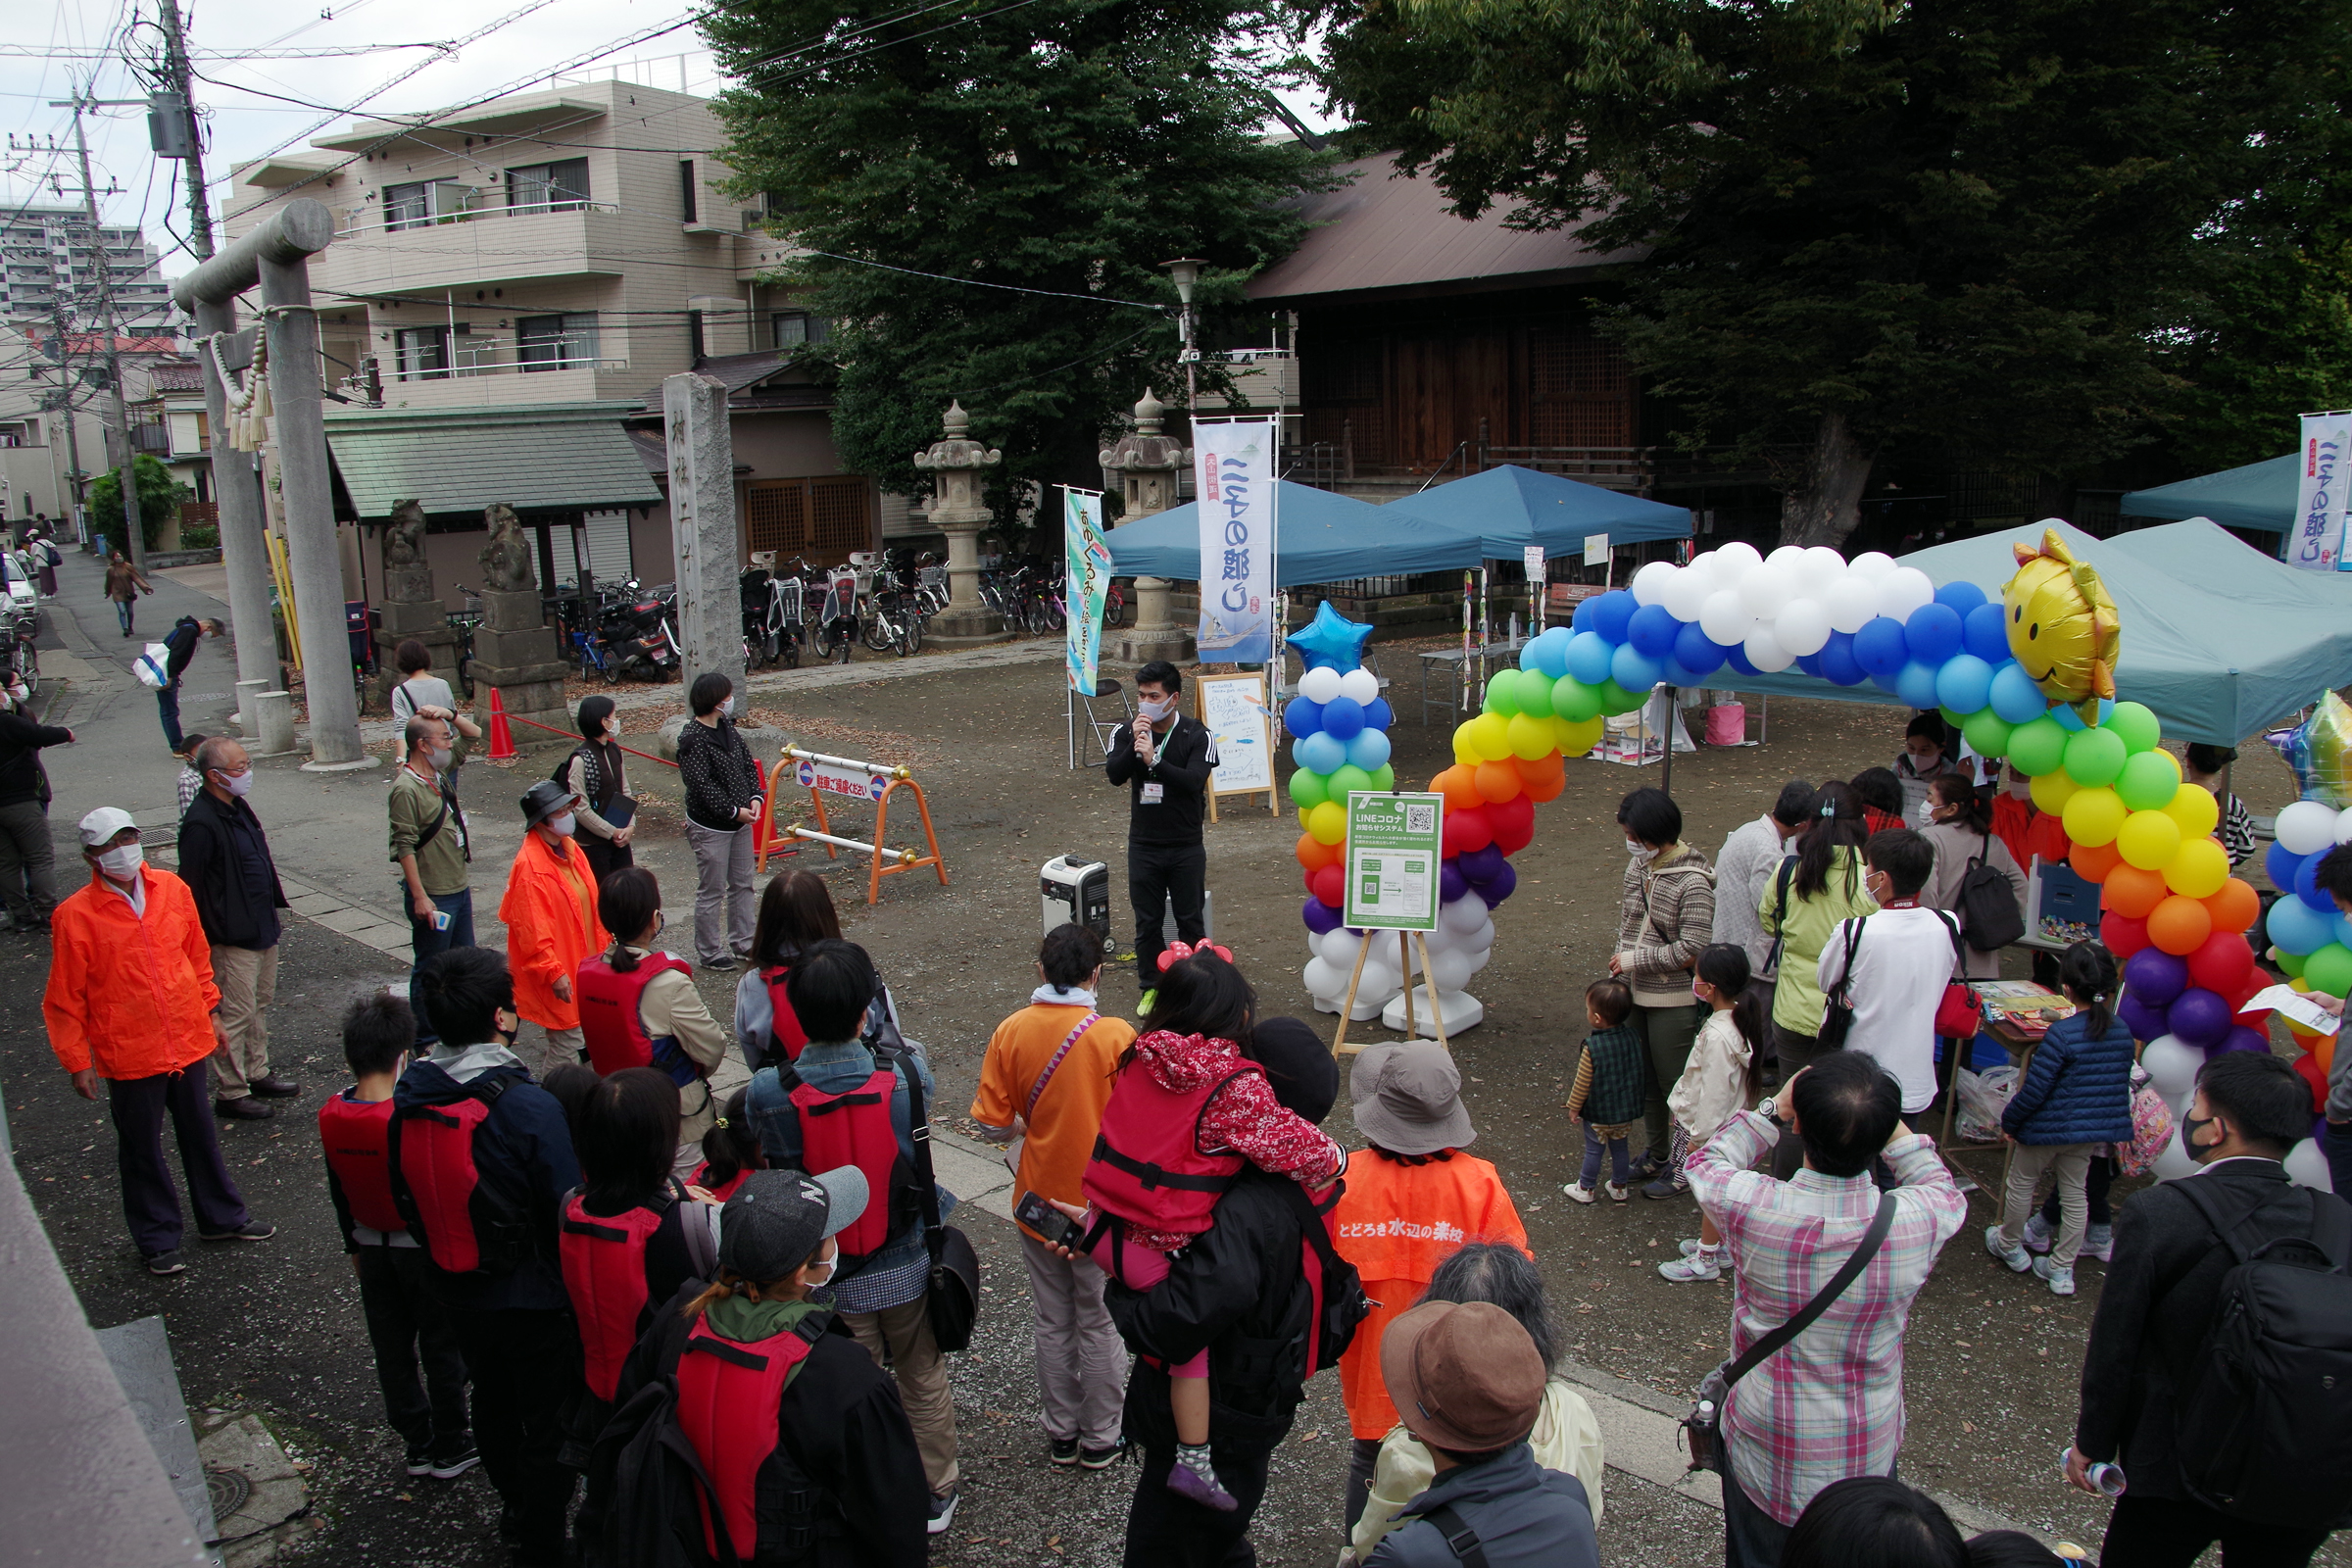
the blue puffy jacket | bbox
[2000,1010,2135,1147]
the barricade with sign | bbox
[761,744,949,906]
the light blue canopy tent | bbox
[2120,453,2296,539]
[1379,464,1693,555]
[1706,519,2352,744]
[1103,480,1488,585]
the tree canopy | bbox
[1323,0,2352,542]
[87,455,191,552]
[704,0,1333,528]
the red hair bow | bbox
[1156,939,1235,973]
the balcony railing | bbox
[130,423,172,455]
[385,347,626,384]
[338,199,619,240]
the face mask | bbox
[427,746,454,772]
[98,843,143,879]
[5,684,24,708]
[217,770,255,798]
[605,718,620,739]
[1625,839,1655,861]
[805,1250,838,1287]
[2181,1111,2218,1157]
[547,811,577,838]
[1140,694,1177,722]
[719,697,735,718]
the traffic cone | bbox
[486,686,517,760]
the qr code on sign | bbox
[1404,805,1436,834]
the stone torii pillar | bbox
[913,401,1010,646]
[1102,391,1193,662]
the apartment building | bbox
[0,325,184,531]
[0,205,176,334]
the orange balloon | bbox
[2100,863,2169,919]
[2203,877,2260,934]
[2146,894,2214,956]
[1521,767,1566,804]
[2314,1031,2338,1078]
[1474,760,1524,804]
[1433,766,1484,812]
[1514,751,1566,803]
[2070,839,2124,883]
[1296,832,1341,872]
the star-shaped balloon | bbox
[1288,600,1374,673]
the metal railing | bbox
[385,347,626,383]
[336,198,619,240]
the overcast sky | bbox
[2,0,1339,283]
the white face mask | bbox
[1625,838,1655,861]
[805,1249,838,1287]
[216,769,255,798]
[606,718,620,739]
[427,746,454,772]
[1139,694,1177,722]
[5,683,25,708]
[98,843,143,879]
[719,697,735,718]
[547,811,577,838]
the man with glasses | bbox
[177,737,297,1120]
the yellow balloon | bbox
[2030,771,2082,815]
[1468,711,1514,763]
[1450,721,1481,768]
[2162,780,2221,840]
[1506,712,1552,762]
[1554,715,1604,758]
[2116,808,2183,871]
[1307,800,1348,846]
[2164,835,2230,900]
[2061,785,2127,848]
[1298,807,1313,832]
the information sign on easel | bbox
[1195,670,1275,821]
[1332,791,1448,1055]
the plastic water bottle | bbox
[2059,1447,2126,1496]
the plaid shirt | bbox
[1684,1109,1967,1525]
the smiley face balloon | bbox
[2004,527,2119,726]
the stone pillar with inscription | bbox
[1102,391,1194,662]
[662,372,748,693]
[912,401,1010,647]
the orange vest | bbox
[498,833,604,1030]
[1330,1148,1529,1440]
[43,868,220,1079]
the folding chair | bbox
[1070,677,1134,768]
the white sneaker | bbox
[1678,1237,1706,1257]
[1659,1250,1722,1283]
[2022,1213,2054,1255]
[2034,1254,2077,1297]
[1604,1181,1629,1202]
[1564,1182,1597,1205]
[2080,1225,2113,1262]
[1984,1223,2032,1272]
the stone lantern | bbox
[1099,390,1194,662]
[911,400,1010,645]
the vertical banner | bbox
[1063,486,1110,692]
[1194,417,1278,662]
[2293,412,2352,572]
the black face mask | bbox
[2181,1111,2218,1157]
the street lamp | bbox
[1161,257,1207,411]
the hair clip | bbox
[1820,803,1837,816]
[1156,940,1237,972]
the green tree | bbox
[1323,0,2352,543]
[702,0,1334,529]
[87,455,192,552]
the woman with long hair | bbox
[1922,772,2026,981]
[734,869,848,1072]
[562,694,634,885]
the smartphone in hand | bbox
[1014,1191,1088,1251]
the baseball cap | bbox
[78,806,138,848]
[1380,1299,1546,1452]
[719,1166,869,1283]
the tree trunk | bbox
[1778,411,1874,547]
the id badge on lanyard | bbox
[1140,782,1164,805]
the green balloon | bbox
[2008,715,2069,777]
[2106,701,2162,755]
[1516,671,1555,720]
[1287,767,1328,809]
[1368,763,1396,793]
[1328,763,1374,801]
[2115,748,2182,812]
[2307,943,2352,999]
[2063,724,2129,788]
[2278,948,2307,979]
[1961,710,2014,759]
[1939,706,1969,730]
[1599,679,1647,714]
[1551,676,1602,723]
[1483,668,1522,717]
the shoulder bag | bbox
[1004,1009,1100,1175]
[894,1043,980,1352]
[1683,1191,1897,1473]
[1932,912,1984,1040]
[1762,856,1796,978]
[1816,918,1865,1049]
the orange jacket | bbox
[45,866,221,1079]
[1331,1147,1529,1439]
[498,831,604,1030]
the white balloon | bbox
[1466,942,1494,973]
[1743,625,1795,672]
[1698,589,1755,647]
[1631,561,1679,607]
[2336,811,2352,847]
[1848,550,1897,580]
[1775,598,1833,657]
[1318,927,1364,967]
[1713,540,1763,581]
[1337,667,1380,707]
[2141,1034,2203,1099]
[1662,566,1715,623]
[1822,574,1881,635]
[1301,956,1345,1000]
[1430,950,1476,992]
[1299,666,1343,704]
[1764,545,1807,572]
[1739,564,1797,620]
[1357,961,1401,999]
[1801,546,1847,585]
[2285,1138,2336,1193]
[2153,1125,2203,1183]
[2276,800,2340,857]
[1423,920,1462,956]
[1441,894,1490,934]
[1875,565,1936,621]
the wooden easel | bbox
[1332,927,1449,1056]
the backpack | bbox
[1956,830,2025,954]
[577,1380,739,1568]
[2168,1180,2352,1529]
[1281,1179,1370,1378]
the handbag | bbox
[1004,1009,1100,1175]
[1932,913,1983,1039]
[1683,1192,1898,1473]
[133,641,173,689]
[1816,918,1865,1049]
[896,1043,979,1352]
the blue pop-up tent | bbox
[2120,454,2296,539]
[1380,464,1693,556]
[1103,480,1487,585]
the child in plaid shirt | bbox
[1565,978,1649,1202]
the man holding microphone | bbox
[1105,661,1217,1003]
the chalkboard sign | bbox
[1196,670,1275,820]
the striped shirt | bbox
[1684,1109,1968,1525]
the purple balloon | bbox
[2116,993,2169,1043]
[2124,948,2189,1008]
[2167,986,2232,1050]
[1301,898,1342,936]
[1457,844,1507,884]
[1478,861,1519,906]
[1440,860,1468,903]
[2210,1025,2271,1059]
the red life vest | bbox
[760,963,810,1066]
[578,951,697,1085]
[691,1160,751,1202]
[1082,1062,1254,1237]
[779,1056,917,1263]
[560,1190,669,1401]
[675,1312,830,1561]
[318,1092,406,1235]
[388,1077,529,1275]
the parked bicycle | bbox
[809,570,859,663]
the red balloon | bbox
[2100,908,2150,957]
[1488,796,1537,856]
[1310,864,1346,907]
[2295,1051,2328,1114]
[2185,932,2255,997]
[1442,806,1494,856]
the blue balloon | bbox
[2051,698,2116,733]
[1529,626,1573,679]
[1611,642,1664,692]
[1987,661,2047,724]
[1296,731,1346,773]
[1363,697,1394,732]
[1571,596,1598,633]
[1896,660,1941,710]
[1518,640,1546,673]
[1903,602,1965,665]
[1319,695,1365,741]
[1283,697,1324,737]
[1962,603,2010,664]
[1564,631,1616,687]
[1935,654,1994,715]
[2266,892,2336,955]
[1794,652,1824,677]
[2268,840,2307,898]
[1870,668,1905,696]
[1345,729,1392,770]
[1628,603,1682,658]
[1586,590,1637,644]
[2295,846,2335,911]
[1853,616,1910,678]
[1725,644,1759,677]
[2337,913,2352,951]
[1817,629,1865,686]
[1934,580,1989,615]
[1663,658,1711,687]
[1671,620,1726,678]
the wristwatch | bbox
[1758,1096,1785,1127]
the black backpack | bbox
[576,1371,832,1568]
[1955,830,2025,954]
[2169,1180,2352,1530]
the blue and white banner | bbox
[1193,417,1278,662]
[1063,487,1110,693]
[2292,411,2352,572]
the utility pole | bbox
[52,93,150,569]
[151,0,215,261]
[45,306,89,527]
